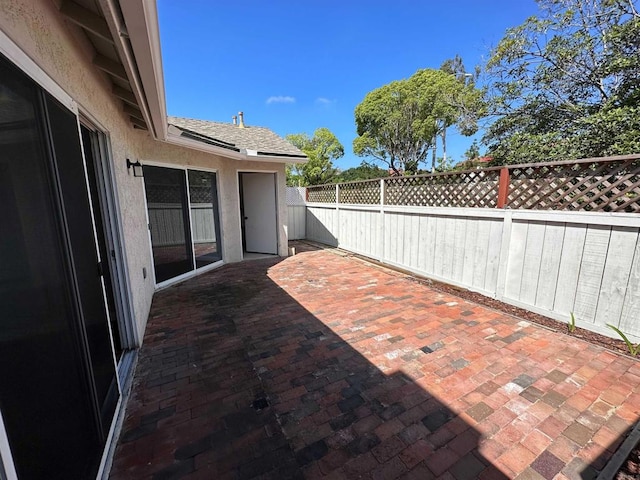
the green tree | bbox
[484,0,640,164]
[464,140,481,161]
[285,164,304,187]
[354,68,484,175]
[286,128,344,185]
[336,162,389,182]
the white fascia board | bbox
[165,130,247,161]
[245,150,308,164]
[113,0,167,140]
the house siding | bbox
[0,0,288,342]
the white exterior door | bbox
[242,173,278,254]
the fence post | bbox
[495,210,513,301]
[335,183,340,247]
[378,178,385,260]
[497,168,510,208]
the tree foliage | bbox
[464,140,481,161]
[285,128,344,186]
[484,0,640,164]
[336,162,389,182]
[353,67,484,175]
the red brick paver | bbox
[110,242,640,479]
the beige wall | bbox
[0,0,289,342]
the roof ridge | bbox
[168,115,271,130]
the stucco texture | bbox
[0,0,290,343]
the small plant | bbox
[607,323,640,356]
[568,312,576,333]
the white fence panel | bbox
[304,201,640,341]
[306,206,338,247]
[288,206,306,240]
[338,208,381,258]
[148,204,186,246]
[286,186,307,240]
[620,238,640,336]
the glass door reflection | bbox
[188,170,222,268]
[143,165,193,283]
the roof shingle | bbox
[168,116,307,158]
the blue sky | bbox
[157,0,538,171]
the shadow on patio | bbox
[110,242,640,479]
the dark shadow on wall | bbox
[305,208,338,247]
[110,242,508,479]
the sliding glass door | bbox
[189,170,222,268]
[143,166,193,283]
[0,54,118,479]
[144,166,222,283]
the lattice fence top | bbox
[507,157,640,213]
[286,186,306,206]
[301,155,640,212]
[384,170,500,208]
[339,179,381,205]
[307,184,336,203]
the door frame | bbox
[141,160,224,289]
[79,115,138,352]
[237,169,279,258]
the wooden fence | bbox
[299,155,640,342]
[308,155,640,212]
[148,203,216,246]
[286,186,306,240]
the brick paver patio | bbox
[110,242,640,479]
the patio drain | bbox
[252,397,270,411]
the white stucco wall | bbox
[0,0,289,342]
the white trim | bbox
[103,134,140,348]
[245,150,307,164]
[141,159,219,173]
[165,129,247,161]
[236,168,279,175]
[155,260,224,290]
[97,349,138,480]
[99,0,166,139]
[140,171,157,287]
[78,117,137,350]
[118,0,167,139]
[0,409,17,480]
[75,118,122,398]
[0,28,76,112]
[95,395,122,479]
[185,171,197,272]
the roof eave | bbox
[245,150,308,164]
[106,0,167,139]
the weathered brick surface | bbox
[110,242,640,479]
